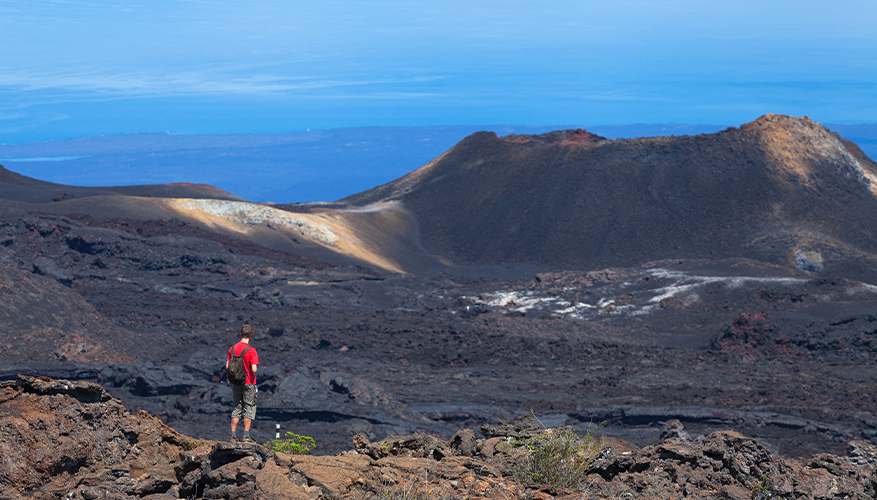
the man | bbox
[226,324,259,443]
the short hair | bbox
[240,325,254,339]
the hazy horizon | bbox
[3,1,875,202]
[2,124,730,203]
[2,1,876,146]
[2,121,876,203]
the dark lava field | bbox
[2,114,877,458]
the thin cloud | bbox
[311,92,446,100]
[0,113,70,134]
[0,68,448,99]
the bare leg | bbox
[243,418,252,432]
[231,417,239,433]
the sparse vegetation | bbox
[749,474,787,500]
[375,467,457,500]
[508,420,605,491]
[264,431,316,455]
[377,482,447,500]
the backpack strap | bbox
[232,344,251,358]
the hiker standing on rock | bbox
[226,324,259,443]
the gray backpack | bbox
[227,345,251,385]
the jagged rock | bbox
[246,287,289,307]
[289,455,373,500]
[254,459,315,500]
[209,442,272,470]
[0,376,284,499]
[448,428,478,457]
[11,373,112,402]
[475,436,514,458]
[201,458,261,500]
[659,418,692,443]
[702,431,776,483]
[0,375,203,496]
[584,430,875,499]
[481,414,542,439]
[2,376,877,500]
[100,363,215,398]
[32,256,73,284]
[319,372,351,395]
[350,432,451,461]
[848,440,877,467]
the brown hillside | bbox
[343,114,877,279]
[0,164,246,203]
[0,163,439,273]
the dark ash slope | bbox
[344,115,877,280]
[0,164,246,203]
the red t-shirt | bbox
[227,342,259,385]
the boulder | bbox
[481,413,542,439]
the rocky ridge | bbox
[2,376,877,500]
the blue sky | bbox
[1,0,876,144]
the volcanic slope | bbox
[0,165,249,203]
[0,164,443,273]
[342,114,877,280]
[0,256,151,365]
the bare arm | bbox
[251,364,258,373]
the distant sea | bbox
[1,124,874,204]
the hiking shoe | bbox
[241,436,256,444]
[230,436,238,442]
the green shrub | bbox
[264,431,316,455]
[509,424,604,491]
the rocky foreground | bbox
[2,376,876,500]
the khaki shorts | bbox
[231,384,258,420]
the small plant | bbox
[264,431,316,455]
[378,483,429,500]
[750,474,769,494]
[749,474,786,500]
[375,467,455,500]
[508,420,605,491]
